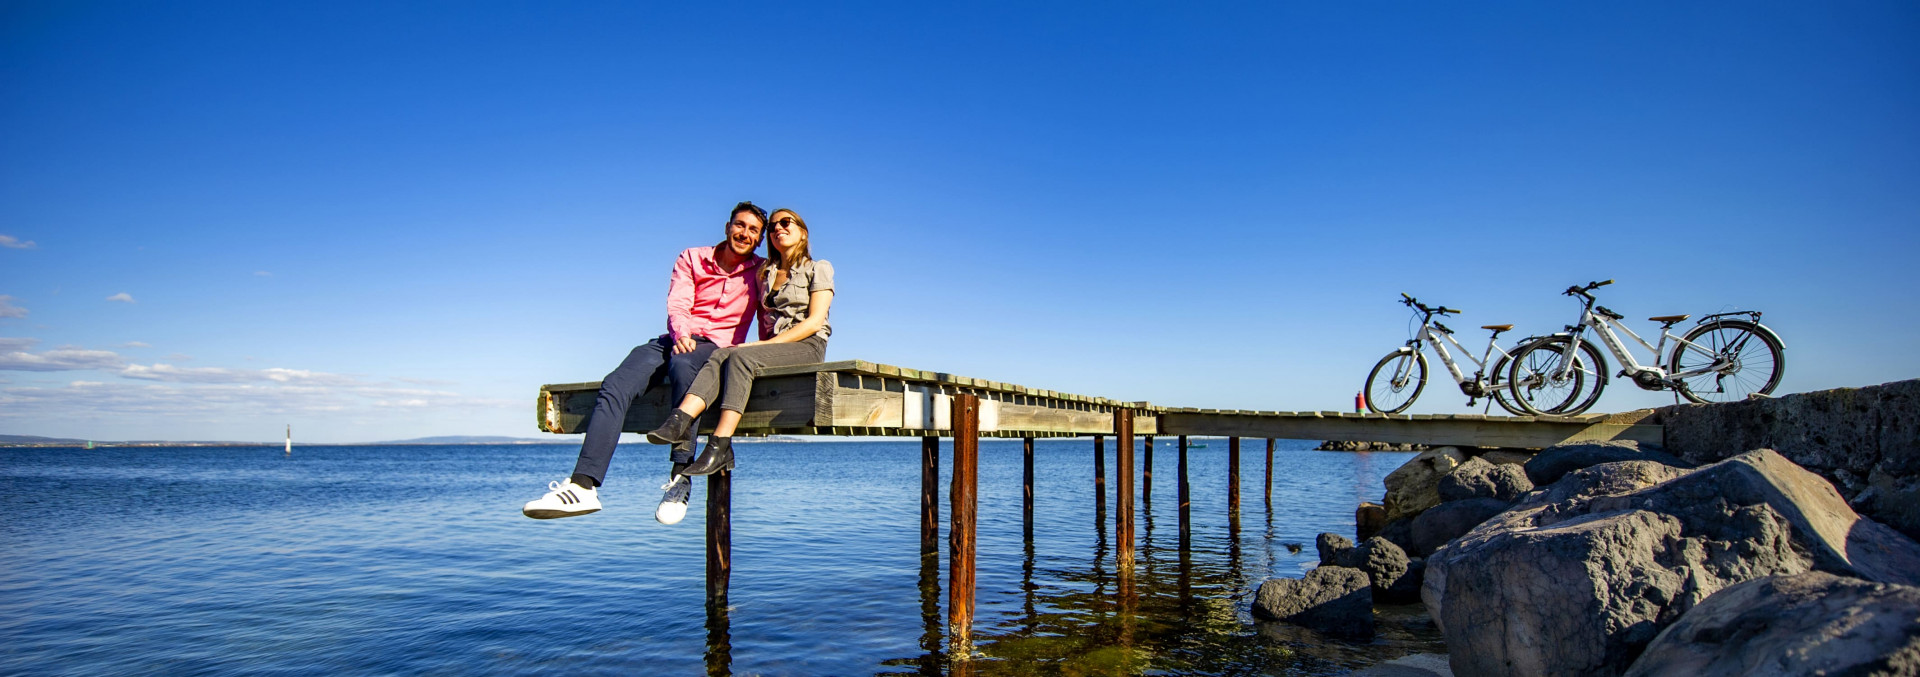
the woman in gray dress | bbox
[644,207,834,523]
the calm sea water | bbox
[0,439,1439,675]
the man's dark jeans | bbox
[571,335,717,484]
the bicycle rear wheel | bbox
[1669,319,1785,404]
[1507,337,1607,415]
[1364,349,1428,414]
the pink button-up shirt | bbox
[665,246,763,348]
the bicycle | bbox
[1362,293,1554,415]
[1505,279,1786,415]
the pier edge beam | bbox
[707,470,732,602]
[922,436,940,554]
[1177,435,1191,545]
[1228,437,1241,515]
[949,393,980,658]
[1115,409,1135,569]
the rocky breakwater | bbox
[1422,447,1920,676]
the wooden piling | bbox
[1022,436,1035,538]
[1093,434,1106,507]
[921,435,939,553]
[706,470,731,602]
[1115,409,1135,569]
[1177,435,1191,545]
[1264,438,1275,506]
[949,393,979,657]
[1228,437,1241,515]
[1143,435,1154,505]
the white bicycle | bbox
[1362,293,1553,415]
[1506,280,1786,415]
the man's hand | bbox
[673,335,699,354]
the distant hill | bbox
[0,434,89,445]
[368,436,561,445]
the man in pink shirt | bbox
[523,201,767,521]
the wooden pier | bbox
[536,359,1665,663]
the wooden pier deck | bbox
[537,359,1663,448]
[535,359,1665,662]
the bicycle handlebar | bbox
[1564,279,1617,297]
[1435,306,1460,315]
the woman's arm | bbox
[757,289,834,344]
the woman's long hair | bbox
[767,208,811,271]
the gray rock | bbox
[1424,449,1920,677]
[1338,537,1417,604]
[1377,517,1416,554]
[1477,450,1534,466]
[1438,457,1535,503]
[1253,565,1375,638]
[1623,571,1920,677]
[1517,460,1693,510]
[1317,532,1354,566]
[1384,447,1469,522]
[1659,378,1920,541]
[1524,440,1692,486]
[1351,653,1455,677]
[1409,497,1510,557]
[1357,501,1388,541]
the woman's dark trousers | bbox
[571,336,717,484]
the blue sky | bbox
[3,1,1916,442]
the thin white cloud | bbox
[70,381,103,387]
[0,235,36,250]
[0,296,26,318]
[0,347,127,372]
[0,380,516,422]
[119,363,365,386]
[254,271,272,277]
[123,341,151,348]
[0,337,36,351]
[106,293,135,304]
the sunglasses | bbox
[770,218,803,232]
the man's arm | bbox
[664,250,699,354]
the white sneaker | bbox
[522,479,601,519]
[656,475,692,525]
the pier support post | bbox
[1115,409,1135,569]
[921,435,939,554]
[707,470,731,602]
[949,393,980,658]
[1228,437,1241,515]
[1022,436,1035,539]
[1264,438,1274,506]
[1177,435,1191,546]
[1093,434,1106,511]
[1143,435,1154,506]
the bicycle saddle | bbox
[1480,324,1514,332]
[1649,314,1690,323]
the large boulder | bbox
[1317,532,1354,566]
[1384,446,1469,521]
[1623,571,1920,677]
[1424,449,1920,677]
[1524,440,1692,486]
[1658,378,1920,541]
[1478,450,1535,466]
[1438,457,1534,503]
[1252,565,1374,638]
[1409,497,1510,557]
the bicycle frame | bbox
[1409,323,1509,389]
[1551,303,1727,385]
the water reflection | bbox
[704,595,731,677]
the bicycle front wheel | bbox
[1364,349,1428,414]
[1669,319,1785,404]
[1507,337,1607,415]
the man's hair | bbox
[730,201,768,227]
